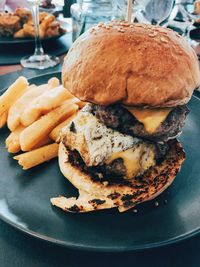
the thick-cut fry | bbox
[6,126,52,153]
[32,136,52,150]
[76,101,87,109]
[5,125,25,153]
[0,112,7,128]
[0,76,29,116]
[8,82,58,131]
[20,86,74,126]
[50,112,78,141]
[61,97,81,107]
[7,84,36,131]
[48,77,60,88]
[19,103,78,151]
[63,87,74,98]
[14,143,59,170]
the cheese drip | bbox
[61,108,139,166]
[126,107,172,133]
[106,143,156,179]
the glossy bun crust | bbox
[62,21,200,107]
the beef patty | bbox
[87,104,189,142]
[67,142,169,182]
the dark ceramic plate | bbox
[0,72,200,252]
[190,28,200,41]
[0,22,71,45]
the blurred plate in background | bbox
[0,21,71,45]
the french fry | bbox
[50,112,78,141]
[61,97,82,107]
[20,86,74,126]
[63,87,74,99]
[6,126,52,153]
[5,125,25,153]
[32,136,52,150]
[76,101,87,109]
[19,103,78,151]
[48,77,60,88]
[7,84,36,131]
[0,112,7,128]
[14,143,59,170]
[8,82,59,131]
[0,76,29,116]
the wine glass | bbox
[135,0,177,25]
[20,0,59,70]
[178,0,200,55]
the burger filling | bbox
[87,103,189,142]
[60,105,170,180]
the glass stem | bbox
[32,3,44,56]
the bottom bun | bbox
[51,140,185,213]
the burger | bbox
[51,21,200,213]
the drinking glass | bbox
[20,0,59,69]
[178,0,200,55]
[71,0,117,41]
[136,0,177,25]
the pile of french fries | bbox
[0,76,85,170]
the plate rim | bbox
[0,210,200,252]
[0,72,200,252]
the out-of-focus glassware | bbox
[20,0,59,69]
[178,0,200,55]
[71,0,120,41]
[116,0,141,21]
[135,0,177,25]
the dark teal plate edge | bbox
[0,72,200,252]
[0,212,200,252]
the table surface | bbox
[0,65,200,267]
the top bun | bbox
[62,21,200,107]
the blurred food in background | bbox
[0,7,66,38]
[40,0,56,9]
[194,0,200,14]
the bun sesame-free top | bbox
[62,21,200,107]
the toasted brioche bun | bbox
[51,140,185,213]
[62,21,200,108]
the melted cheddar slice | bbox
[105,143,155,179]
[126,107,172,134]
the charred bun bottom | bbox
[51,139,185,213]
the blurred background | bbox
[0,0,200,70]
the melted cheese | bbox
[106,143,156,179]
[61,107,139,166]
[126,107,172,134]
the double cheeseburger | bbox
[51,21,200,213]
